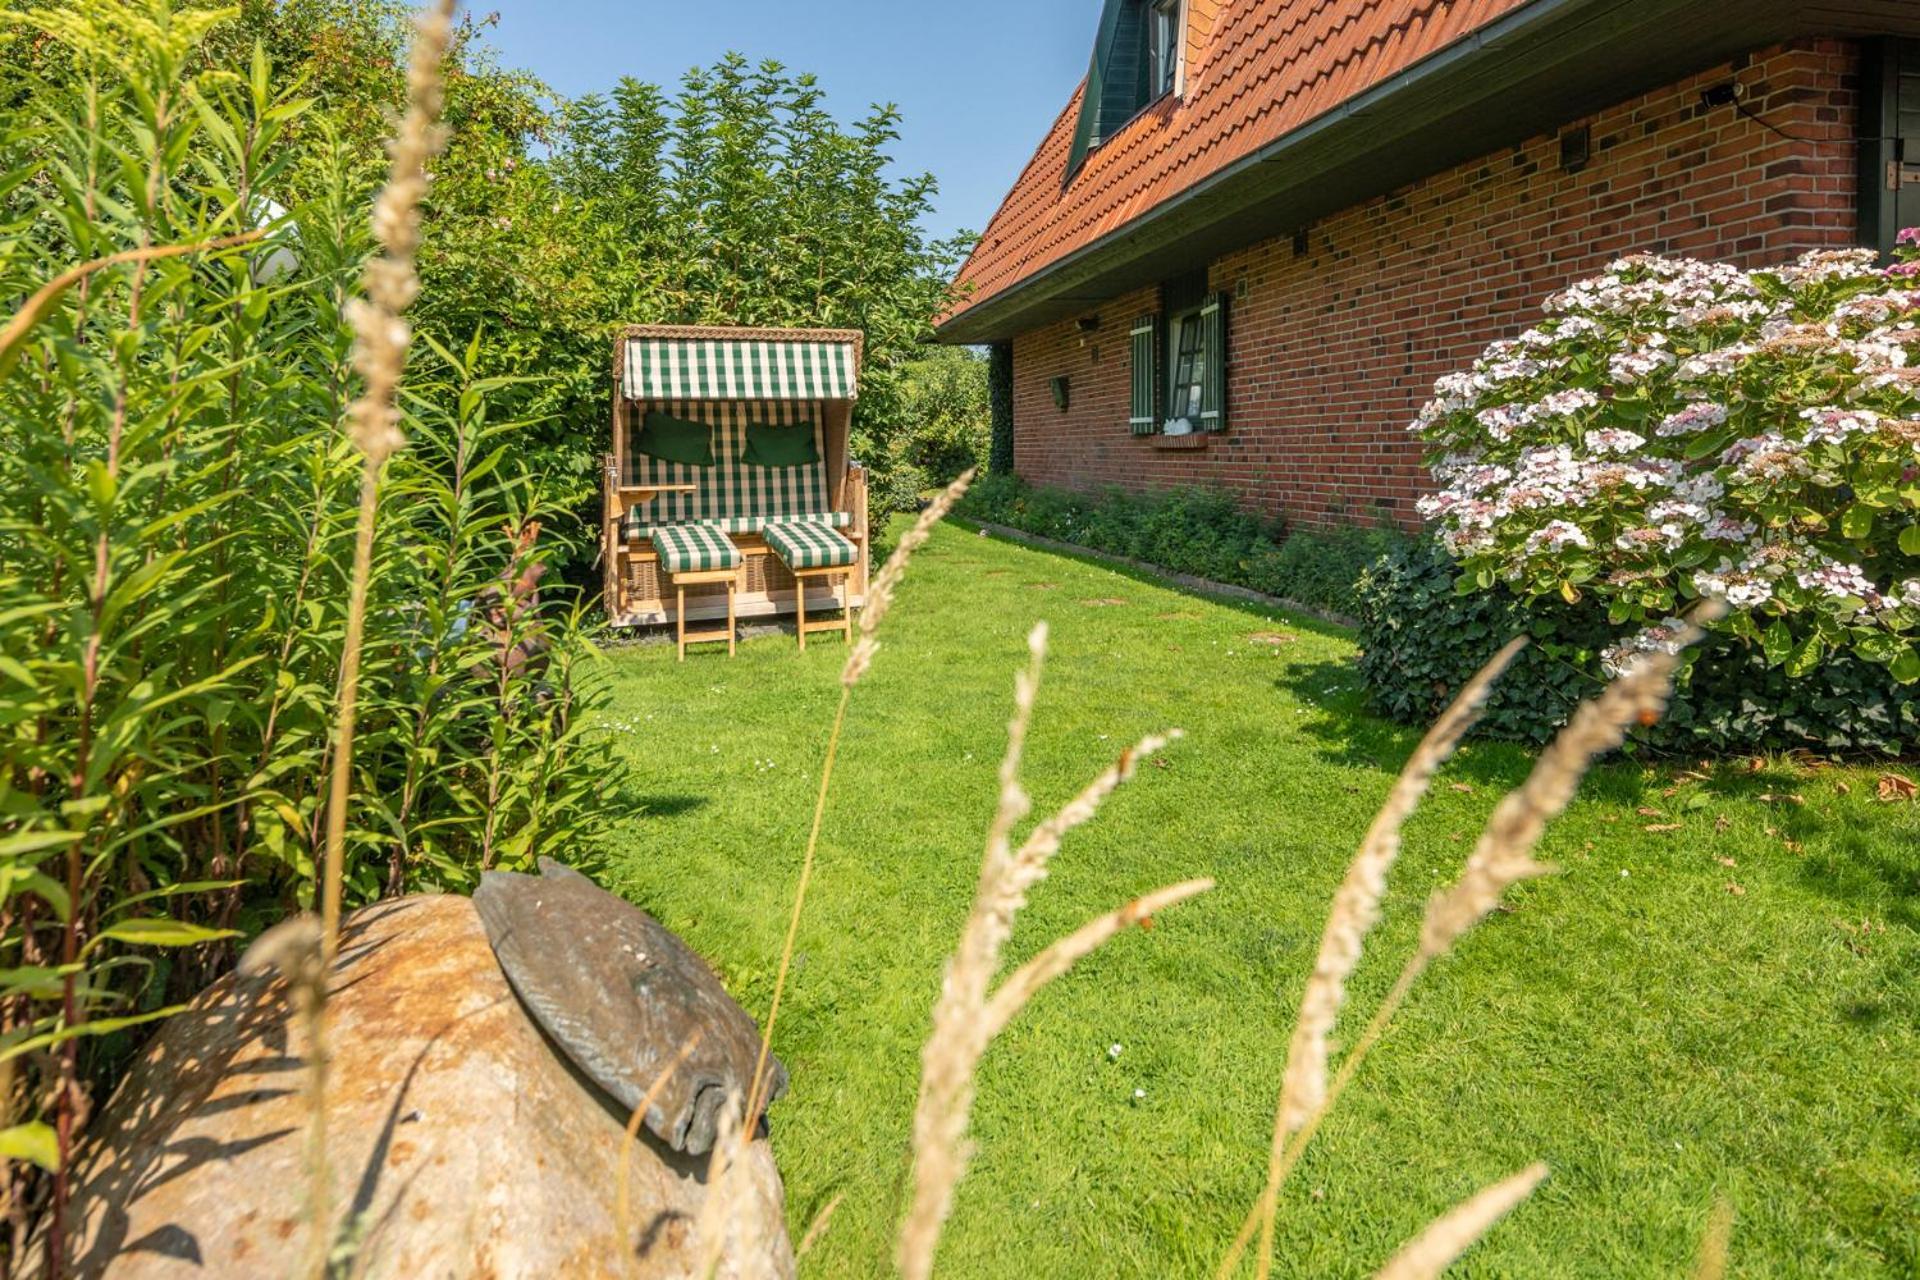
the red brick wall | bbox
[1009,40,1862,529]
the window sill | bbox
[1149,432,1209,451]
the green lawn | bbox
[594,520,1920,1279]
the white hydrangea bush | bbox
[1412,236,1920,683]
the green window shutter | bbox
[1199,291,1228,432]
[1859,39,1920,257]
[1129,314,1159,435]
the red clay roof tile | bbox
[945,0,1538,323]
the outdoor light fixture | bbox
[1050,375,1071,411]
[1559,124,1591,173]
[1077,314,1102,332]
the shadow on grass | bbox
[950,518,1920,937]
[1271,647,1920,931]
[630,792,709,820]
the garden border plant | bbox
[957,472,1407,621]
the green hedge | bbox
[956,473,1405,618]
[987,342,1014,475]
[1354,539,1920,755]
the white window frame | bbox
[1149,0,1186,100]
[1164,304,1206,431]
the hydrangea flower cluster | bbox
[1413,242,1920,683]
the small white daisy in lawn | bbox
[1620,869,1631,878]
[1133,1088,1146,1101]
[1108,1043,1123,1060]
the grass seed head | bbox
[1372,1163,1549,1280]
[1277,636,1526,1136]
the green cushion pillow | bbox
[637,410,714,467]
[743,420,820,468]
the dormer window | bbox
[1150,0,1181,100]
[1066,0,1186,180]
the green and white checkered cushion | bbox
[764,520,859,571]
[650,522,742,574]
[624,400,842,540]
[704,510,852,536]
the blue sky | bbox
[484,0,1097,244]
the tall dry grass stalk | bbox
[1693,1196,1734,1280]
[1370,1163,1549,1280]
[616,1031,703,1244]
[288,4,454,1274]
[1219,636,1526,1279]
[694,1092,763,1280]
[897,622,1211,1280]
[795,1193,846,1260]
[840,468,976,690]
[1222,605,1722,1279]
[236,916,327,1278]
[319,0,457,963]
[1277,637,1527,1135]
[680,472,976,1273]
[742,471,975,1130]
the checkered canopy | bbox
[623,400,850,541]
[623,337,857,402]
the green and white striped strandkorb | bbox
[764,521,859,571]
[649,522,742,575]
[624,400,850,540]
[623,338,856,402]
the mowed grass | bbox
[595,519,1920,1278]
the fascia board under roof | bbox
[936,0,1825,345]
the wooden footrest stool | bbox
[651,523,744,660]
[764,521,860,651]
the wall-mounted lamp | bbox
[1049,375,1071,411]
[1559,123,1591,173]
[1076,315,1102,333]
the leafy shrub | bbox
[1247,522,1409,617]
[1413,245,1920,684]
[1133,487,1270,582]
[0,1,620,1201]
[987,342,1014,474]
[1357,541,1620,744]
[895,347,991,484]
[877,457,933,520]
[957,473,1399,616]
[1355,540,1920,753]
